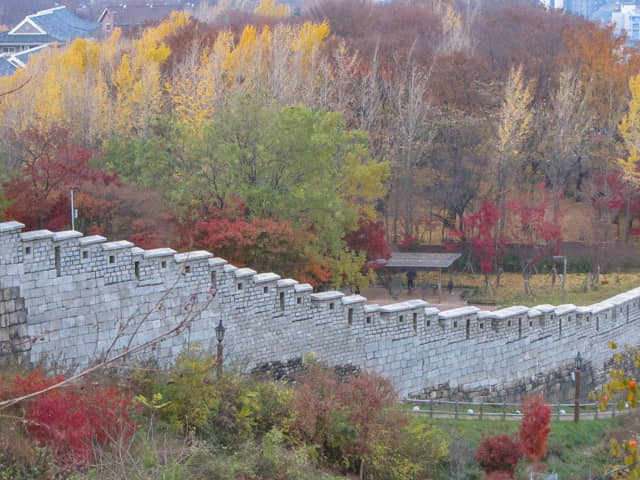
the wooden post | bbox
[430,399,434,418]
[480,402,483,420]
[217,342,223,379]
[502,402,506,420]
[455,401,459,419]
[574,369,581,423]
[438,269,442,304]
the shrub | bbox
[204,374,293,446]
[0,369,63,400]
[519,395,551,462]
[161,350,218,433]
[364,418,449,480]
[287,364,448,478]
[0,370,136,468]
[475,434,521,475]
[485,471,515,480]
[25,384,136,466]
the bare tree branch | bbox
[0,76,31,98]
[0,276,216,412]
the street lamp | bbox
[574,351,583,423]
[553,255,567,304]
[215,319,226,379]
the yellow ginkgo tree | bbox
[618,73,640,185]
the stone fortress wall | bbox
[1,220,639,397]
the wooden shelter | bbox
[380,252,461,303]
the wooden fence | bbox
[406,398,629,421]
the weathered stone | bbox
[2,221,640,398]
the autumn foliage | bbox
[452,199,502,274]
[518,394,552,462]
[2,0,640,285]
[1,126,177,248]
[475,434,521,477]
[343,219,391,270]
[288,364,403,463]
[476,395,552,478]
[0,370,136,467]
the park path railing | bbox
[405,398,629,421]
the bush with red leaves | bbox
[1,370,136,467]
[475,434,522,476]
[485,471,517,480]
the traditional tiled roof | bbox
[98,5,181,27]
[0,7,98,45]
[0,57,17,77]
[28,6,99,41]
[0,32,56,46]
[10,44,48,67]
[0,7,99,76]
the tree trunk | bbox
[625,195,632,243]
[523,265,532,297]
[523,274,532,297]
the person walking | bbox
[407,270,416,294]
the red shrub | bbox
[0,369,63,400]
[519,394,551,462]
[485,471,515,480]
[475,434,522,475]
[26,384,136,466]
[1,371,136,467]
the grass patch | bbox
[545,418,621,479]
[412,271,640,307]
[421,416,621,480]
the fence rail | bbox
[405,398,629,421]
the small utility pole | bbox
[574,352,582,423]
[70,187,75,231]
[562,256,567,304]
[553,255,567,304]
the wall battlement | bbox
[1,220,639,397]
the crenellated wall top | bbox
[1,221,640,340]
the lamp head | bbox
[216,319,226,343]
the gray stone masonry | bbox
[0,285,29,364]
[1,221,640,396]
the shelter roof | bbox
[380,252,461,270]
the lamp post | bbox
[215,319,226,379]
[574,351,582,423]
[553,255,567,304]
